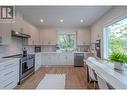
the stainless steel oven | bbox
[35,46,41,52]
[19,55,35,84]
[3,54,35,84]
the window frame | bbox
[103,17,127,59]
[58,33,76,49]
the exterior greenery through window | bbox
[58,34,75,49]
[105,17,127,58]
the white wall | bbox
[90,6,127,58]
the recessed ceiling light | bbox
[60,19,64,22]
[40,19,44,23]
[80,19,84,23]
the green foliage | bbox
[108,23,127,55]
[109,51,127,64]
[59,34,75,49]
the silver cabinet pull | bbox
[4,81,13,87]
[4,71,14,76]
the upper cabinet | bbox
[23,20,39,45]
[76,29,91,45]
[0,23,12,45]
[39,29,57,45]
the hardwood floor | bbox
[16,66,89,89]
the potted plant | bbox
[109,51,127,71]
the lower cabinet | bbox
[66,53,74,66]
[41,53,74,66]
[35,53,42,71]
[0,59,19,89]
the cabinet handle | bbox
[4,81,14,87]
[4,71,14,76]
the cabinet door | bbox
[48,30,57,45]
[50,53,57,65]
[39,31,45,45]
[39,30,48,45]
[77,29,90,45]
[39,29,57,45]
[0,23,11,45]
[41,53,45,66]
[25,23,39,45]
[59,54,67,65]
[35,53,42,71]
[66,53,74,66]
[41,53,49,66]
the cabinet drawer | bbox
[0,60,18,71]
[0,75,18,89]
[0,65,19,83]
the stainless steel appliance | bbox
[11,30,31,38]
[74,53,84,67]
[3,54,35,84]
[35,46,41,52]
[95,39,101,58]
[19,55,35,84]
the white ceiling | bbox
[16,6,112,28]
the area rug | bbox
[36,74,66,89]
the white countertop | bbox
[0,58,19,63]
[31,52,93,54]
[85,59,127,89]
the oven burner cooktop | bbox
[3,54,35,61]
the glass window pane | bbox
[104,17,127,58]
[58,34,75,49]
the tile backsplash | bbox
[0,37,23,57]
[41,45,56,52]
[24,45,56,54]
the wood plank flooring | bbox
[16,66,89,89]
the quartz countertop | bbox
[30,51,93,54]
[0,58,20,63]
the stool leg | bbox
[93,81,96,89]
[87,78,91,89]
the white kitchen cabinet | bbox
[0,23,12,45]
[76,29,91,45]
[66,53,74,65]
[39,29,57,45]
[59,53,67,66]
[41,53,48,66]
[0,58,19,89]
[51,53,59,65]
[41,53,74,66]
[23,21,39,45]
[28,24,39,45]
[35,53,42,71]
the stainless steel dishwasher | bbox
[74,53,84,67]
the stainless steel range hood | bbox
[11,30,31,38]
